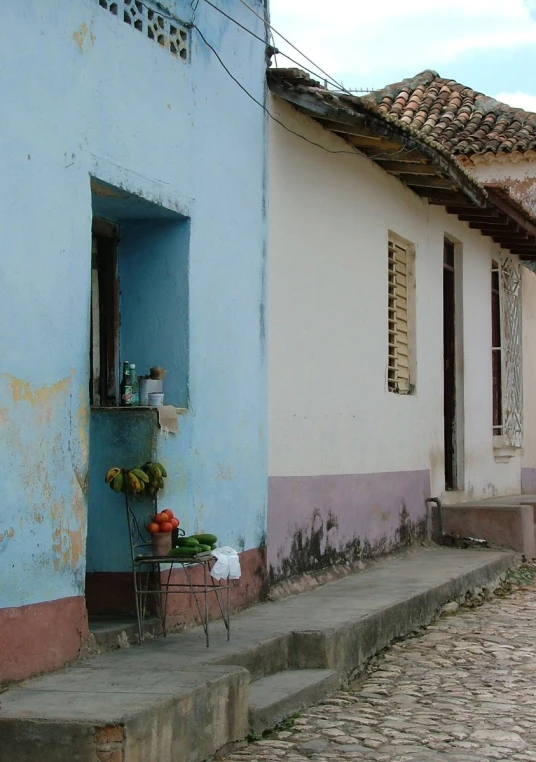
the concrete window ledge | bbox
[493,436,518,463]
[91,406,188,413]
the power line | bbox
[200,0,357,96]
[201,0,267,44]
[137,0,192,27]
[193,24,411,162]
[140,0,372,97]
[129,2,406,161]
[233,0,375,96]
[235,0,347,92]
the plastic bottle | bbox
[120,362,132,407]
[130,363,139,407]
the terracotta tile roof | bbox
[267,68,536,260]
[365,70,536,157]
[268,67,488,208]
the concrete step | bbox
[249,669,339,735]
[0,547,519,762]
[88,616,162,652]
[441,500,535,558]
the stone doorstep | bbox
[88,616,163,653]
[443,494,536,508]
[0,547,519,762]
[249,669,340,735]
[441,500,535,558]
[0,665,250,762]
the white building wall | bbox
[522,267,536,490]
[467,158,536,491]
[469,159,536,216]
[268,96,523,578]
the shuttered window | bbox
[388,237,413,394]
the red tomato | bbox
[147,522,160,534]
[162,509,174,520]
[170,518,179,529]
[154,513,168,524]
[160,521,173,533]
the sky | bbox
[269,0,536,111]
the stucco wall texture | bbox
[0,0,268,679]
[267,96,530,579]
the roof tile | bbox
[364,70,536,156]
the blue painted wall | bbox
[0,0,268,608]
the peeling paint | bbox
[72,22,95,54]
[7,373,71,406]
[0,527,15,545]
[216,463,234,481]
[0,371,88,606]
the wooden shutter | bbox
[388,239,411,394]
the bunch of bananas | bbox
[143,461,168,496]
[104,462,168,495]
[105,467,125,493]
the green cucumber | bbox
[195,544,212,552]
[191,533,217,545]
[168,547,199,557]
[175,537,200,547]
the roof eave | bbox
[268,70,536,260]
[268,77,488,210]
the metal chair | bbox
[123,484,231,646]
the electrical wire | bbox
[234,0,360,95]
[191,0,201,24]
[201,0,351,95]
[138,0,369,97]
[127,1,409,161]
[193,24,411,162]
[200,0,345,91]
[136,0,192,26]
[201,0,267,44]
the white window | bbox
[492,255,523,448]
[388,235,415,394]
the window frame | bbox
[387,232,416,395]
[90,217,120,407]
[491,259,503,436]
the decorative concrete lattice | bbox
[500,256,523,448]
[97,0,189,60]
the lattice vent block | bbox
[96,0,189,60]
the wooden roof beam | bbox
[494,240,536,248]
[312,117,391,140]
[486,188,536,240]
[406,176,456,189]
[374,161,437,174]
[473,224,523,235]
[447,207,500,220]
[347,135,402,150]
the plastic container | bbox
[151,532,171,556]
[148,392,164,407]
[140,379,163,405]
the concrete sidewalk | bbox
[0,546,518,762]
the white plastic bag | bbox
[210,546,241,580]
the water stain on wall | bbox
[270,503,427,583]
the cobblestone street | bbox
[222,579,536,762]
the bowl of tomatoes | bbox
[147,509,180,556]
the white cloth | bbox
[210,546,241,580]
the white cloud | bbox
[269,0,536,85]
[494,92,536,111]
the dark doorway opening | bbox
[443,240,457,490]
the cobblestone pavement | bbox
[222,582,536,761]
